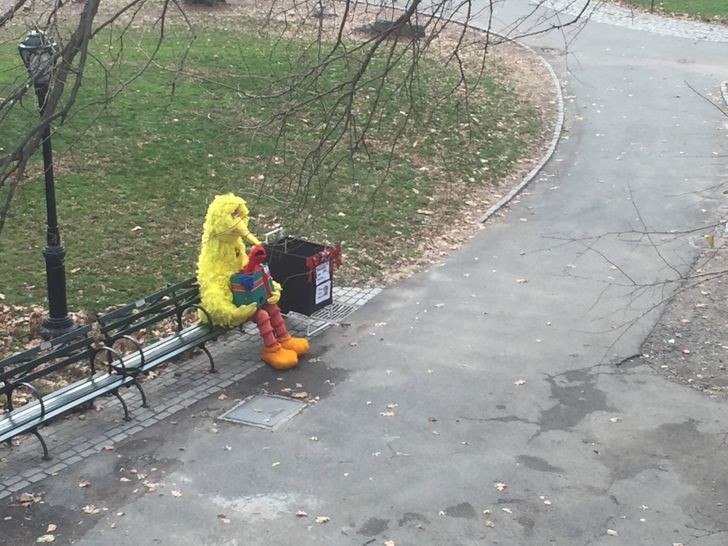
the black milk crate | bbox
[264,237,340,316]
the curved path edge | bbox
[477,37,564,223]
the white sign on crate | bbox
[315,280,331,305]
[315,262,330,284]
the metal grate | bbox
[218,394,307,430]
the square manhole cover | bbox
[218,394,307,430]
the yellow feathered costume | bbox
[197,194,309,369]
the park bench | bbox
[0,278,226,459]
[96,277,227,400]
[0,325,138,459]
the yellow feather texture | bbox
[197,194,261,327]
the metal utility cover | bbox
[218,394,306,430]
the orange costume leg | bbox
[262,303,310,356]
[251,308,298,369]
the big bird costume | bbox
[197,194,309,369]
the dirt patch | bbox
[639,245,728,397]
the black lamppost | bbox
[19,30,75,340]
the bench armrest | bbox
[7,381,46,421]
[177,303,215,331]
[91,345,130,377]
[109,335,146,369]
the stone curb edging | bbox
[722,81,728,107]
[352,1,566,224]
[478,39,565,223]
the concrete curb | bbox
[721,81,728,107]
[478,41,565,223]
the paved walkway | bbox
[550,0,728,42]
[3,2,728,545]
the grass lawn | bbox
[0,21,543,329]
[626,0,728,21]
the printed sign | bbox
[315,262,330,284]
[315,280,331,305]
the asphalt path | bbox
[4,1,728,545]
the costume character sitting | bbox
[197,194,309,369]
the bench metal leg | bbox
[111,390,132,421]
[30,428,51,461]
[201,344,217,373]
[130,379,149,408]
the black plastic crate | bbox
[264,237,339,316]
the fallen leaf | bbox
[101,445,114,452]
[380,411,395,417]
[295,511,308,518]
[384,541,395,546]
[19,492,42,506]
[543,500,552,506]
[119,477,131,483]
[516,279,528,284]
[110,522,117,529]
[314,515,330,524]
[494,482,507,491]
[46,524,57,533]
[218,514,231,524]
[514,379,526,386]
[82,505,100,514]
[36,535,55,543]
[78,480,91,488]
[485,520,495,528]
[217,393,228,400]
[502,507,513,514]
[171,490,182,497]
[606,529,618,536]
[272,462,281,467]
[131,226,142,232]
[609,417,622,423]
[349,342,358,347]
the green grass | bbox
[0,25,542,313]
[627,0,728,21]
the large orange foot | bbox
[260,343,298,370]
[278,335,310,356]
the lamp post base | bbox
[39,314,76,340]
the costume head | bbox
[201,193,259,246]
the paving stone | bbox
[47,463,66,475]
[21,467,41,479]
[2,475,22,487]
[65,455,82,466]
[8,480,30,493]
[27,472,48,484]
